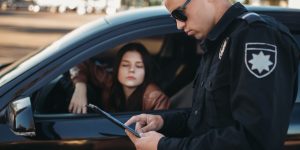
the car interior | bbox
[32,32,202,114]
[31,30,300,115]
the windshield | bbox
[0,43,57,87]
[0,45,47,77]
[0,17,109,88]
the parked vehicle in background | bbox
[0,6,299,150]
[288,0,300,9]
[0,63,11,71]
[1,0,34,11]
[27,0,121,15]
[86,0,107,14]
[1,0,159,15]
[28,0,88,14]
[105,0,121,15]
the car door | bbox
[29,22,197,150]
[31,9,300,149]
[1,6,300,150]
[0,8,189,150]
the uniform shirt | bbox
[158,3,299,150]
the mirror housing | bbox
[0,108,6,124]
[7,97,36,136]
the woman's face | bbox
[118,50,145,89]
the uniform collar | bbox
[207,2,248,41]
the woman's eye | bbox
[121,64,129,67]
[136,65,144,68]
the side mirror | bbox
[6,97,36,136]
[0,62,11,71]
[0,108,6,124]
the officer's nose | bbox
[176,20,186,30]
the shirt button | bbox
[194,110,198,115]
[201,81,204,87]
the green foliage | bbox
[230,0,250,4]
[149,0,162,6]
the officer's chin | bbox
[193,34,205,40]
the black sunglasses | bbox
[171,0,191,22]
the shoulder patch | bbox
[245,42,277,78]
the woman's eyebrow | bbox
[121,60,130,63]
[121,59,143,63]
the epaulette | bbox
[237,12,266,24]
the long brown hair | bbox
[109,43,156,112]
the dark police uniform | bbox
[158,2,299,150]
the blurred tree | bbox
[148,0,161,6]
[230,0,287,5]
[267,0,281,5]
[122,0,131,8]
[229,0,250,4]
[121,0,161,7]
[244,0,251,4]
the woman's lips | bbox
[126,76,136,80]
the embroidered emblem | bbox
[219,37,229,59]
[245,43,277,78]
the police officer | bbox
[125,0,300,150]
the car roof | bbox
[0,5,300,96]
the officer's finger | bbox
[139,131,152,137]
[125,129,138,143]
[140,122,156,132]
[135,122,146,133]
[125,115,145,126]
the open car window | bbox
[32,33,201,114]
[294,34,300,103]
[30,31,300,115]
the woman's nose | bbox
[129,65,135,72]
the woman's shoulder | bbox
[144,83,163,97]
[142,83,170,110]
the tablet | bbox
[87,104,141,138]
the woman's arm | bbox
[69,60,112,114]
[142,83,170,110]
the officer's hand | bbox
[68,82,88,114]
[125,130,164,150]
[125,114,164,133]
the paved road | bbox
[0,11,101,64]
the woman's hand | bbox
[68,82,88,114]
